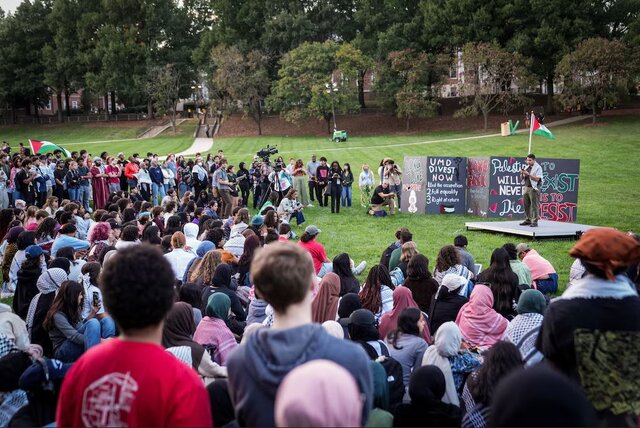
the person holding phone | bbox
[520,154,543,227]
[80,262,116,339]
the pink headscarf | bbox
[275,359,363,427]
[455,283,508,350]
[379,287,432,344]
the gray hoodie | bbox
[227,323,373,427]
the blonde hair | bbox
[190,250,222,284]
[400,241,418,263]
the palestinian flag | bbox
[531,114,555,139]
[28,140,72,157]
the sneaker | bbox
[519,221,531,226]
[307,203,313,207]
[353,261,367,276]
[530,222,538,227]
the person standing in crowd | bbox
[56,245,212,427]
[76,158,92,213]
[519,153,543,227]
[32,156,49,207]
[136,159,152,201]
[213,159,232,218]
[149,159,165,206]
[161,160,175,195]
[328,160,343,214]
[177,159,194,197]
[537,228,640,426]
[90,157,108,210]
[383,159,403,209]
[359,163,374,208]
[105,157,121,195]
[291,159,309,206]
[53,160,67,202]
[124,155,139,191]
[516,243,557,294]
[341,162,353,208]
[227,242,373,427]
[14,158,35,205]
[236,161,251,207]
[315,157,330,207]
[0,160,8,209]
[306,154,319,206]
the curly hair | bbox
[406,254,432,280]
[435,245,461,272]
[101,245,175,331]
[88,222,111,243]
[359,264,394,314]
[191,250,222,284]
[35,217,57,241]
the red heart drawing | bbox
[489,203,497,213]
[490,189,498,195]
[508,214,513,218]
[509,157,516,164]
[518,198,524,204]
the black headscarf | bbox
[212,263,232,289]
[333,253,360,296]
[162,302,204,370]
[410,365,446,404]
[338,293,362,319]
[490,364,597,427]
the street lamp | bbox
[325,82,338,131]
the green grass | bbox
[0,119,196,156]
[215,116,640,291]
[1,115,638,297]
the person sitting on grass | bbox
[56,245,212,427]
[227,242,373,427]
[516,243,558,294]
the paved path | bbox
[137,118,188,139]
[174,137,214,157]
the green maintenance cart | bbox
[332,129,347,142]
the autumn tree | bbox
[457,42,533,130]
[555,38,631,123]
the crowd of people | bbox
[0,144,638,427]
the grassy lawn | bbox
[0,115,637,299]
[215,116,639,292]
[0,119,197,156]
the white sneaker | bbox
[307,203,314,207]
[352,261,367,276]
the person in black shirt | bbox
[315,157,330,207]
[369,181,395,215]
[236,162,251,208]
[328,161,343,214]
[15,158,35,206]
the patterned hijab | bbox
[25,268,68,335]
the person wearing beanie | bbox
[537,227,640,426]
[51,224,90,257]
[504,289,546,366]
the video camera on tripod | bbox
[257,145,278,163]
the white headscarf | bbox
[421,321,461,406]
[25,268,68,334]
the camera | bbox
[257,145,278,163]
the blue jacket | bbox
[227,323,373,427]
[51,234,90,257]
[149,166,164,185]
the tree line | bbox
[0,0,638,132]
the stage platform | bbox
[464,220,600,239]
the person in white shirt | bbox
[519,153,544,227]
[183,223,201,255]
[277,188,305,226]
[164,232,196,280]
[359,164,375,208]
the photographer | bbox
[268,161,292,203]
[249,160,263,209]
[383,159,403,209]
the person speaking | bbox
[520,154,543,227]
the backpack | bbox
[379,243,398,269]
[361,340,405,408]
[389,267,405,287]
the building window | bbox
[72,100,78,109]
[450,86,458,97]
[449,65,457,79]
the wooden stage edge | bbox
[464,219,600,239]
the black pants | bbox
[37,191,47,207]
[240,186,250,207]
[330,184,342,213]
[316,184,327,206]
[252,185,262,209]
[140,183,151,201]
[308,181,316,201]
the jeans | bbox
[99,316,117,338]
[68,187,79,202]
[79,185,91,212]
[535,273,558,294]
[152,182,166,205]
[291,210,305,225]
[128,179,138,189]
[391,184,402,209]
[179,182,191,198]
[341,185,352,207]
[54,318,101,363]
[108,183,120,194]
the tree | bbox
[556,38,631,123]
[267,41,361,133]
[211,46,271,135]
[148,65,181,132]
[457,42,533,130]
[336,43,373,109]
[376,49,447,130]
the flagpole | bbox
[527,110,534,154]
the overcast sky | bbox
[1,0,23,14]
